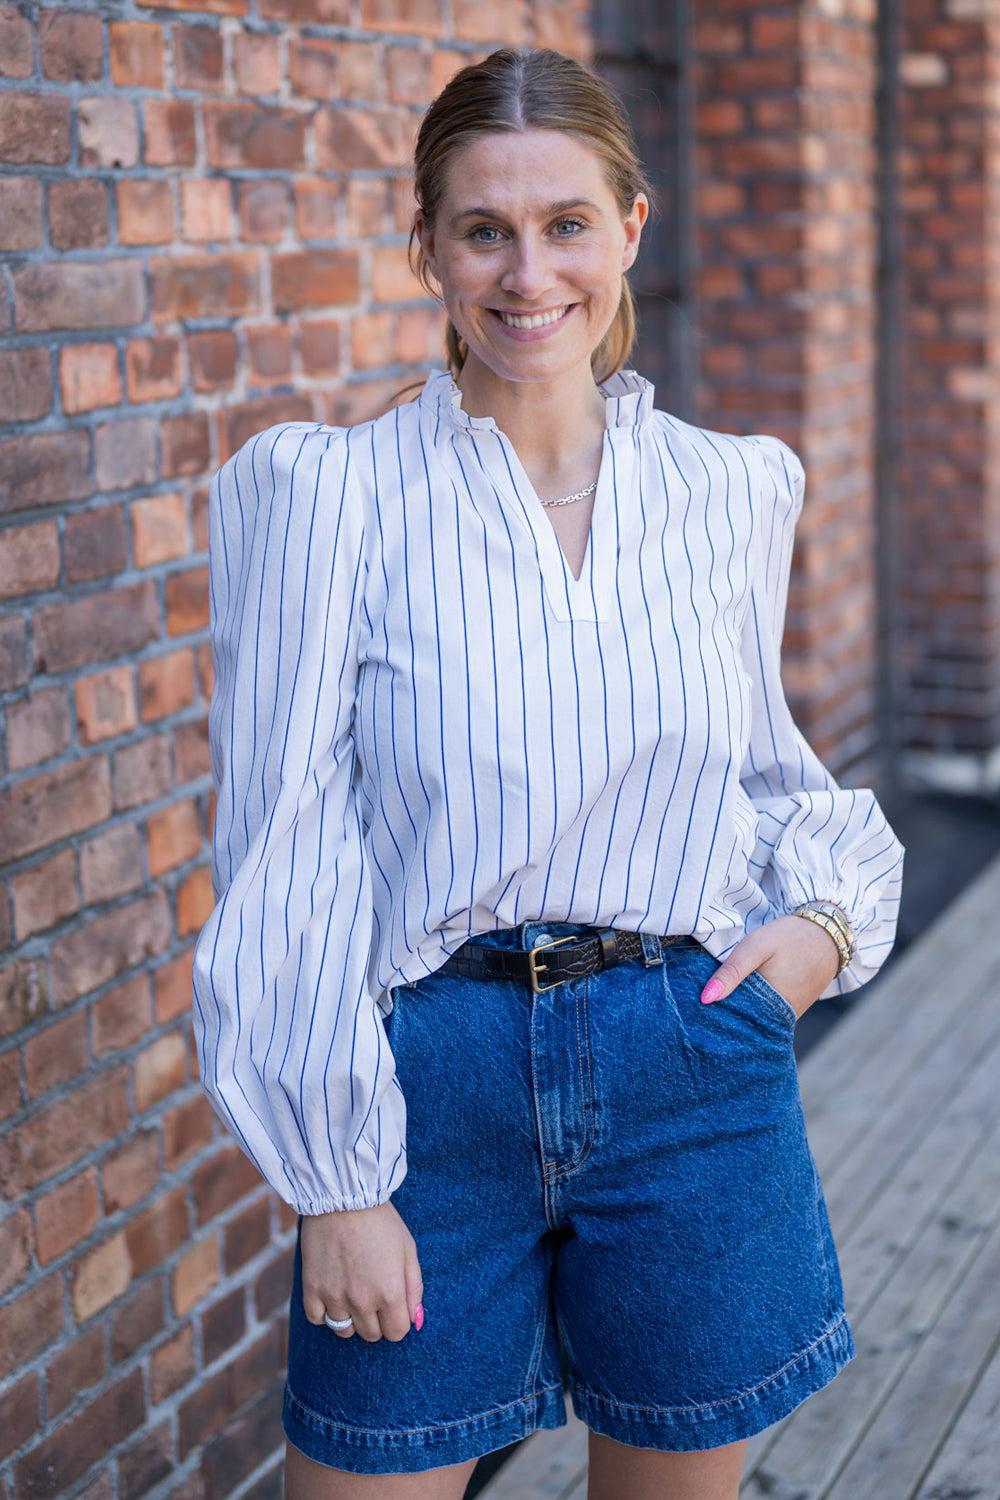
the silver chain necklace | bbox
[538,478,598,508]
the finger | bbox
[321,1305,357,1339]
[701,952,764,1005]
[405,1247,425,1332]
[351,1304,384,1343]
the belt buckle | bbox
[527,934,577,994]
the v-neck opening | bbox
[494,428,615,623]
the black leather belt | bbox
[440,927,691,994]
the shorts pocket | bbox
[741,968,799,1030]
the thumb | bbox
[701,953,753,1005]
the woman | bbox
[192,45,904,1500]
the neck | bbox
[454,356,607,473]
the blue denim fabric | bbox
[282,921,855,1474]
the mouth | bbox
[487,304,578,339]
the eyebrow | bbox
[448,197,602,228]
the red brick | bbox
[79,823,144,906]
[94,417,158,492]
[371,241,415,301]
[48,178,109,251]
[103,1125,159,1212]
[0,616,29,692]
[40,9,102,80]
[79,96,140,169]
[150,253,259,321]
[5,685,71,771]
[173,727,211,798]
[135,1029,188,1110]
[345,175,388,238]
[0,430,91,513]
[155,948,196,1024]
[142,99,196,166]
[147,799,201,877]
[150,1323,196,1402]
[25,1011,90,1099]
[272,248,359,312]
[289,36,377,101]
[0,1275,63,1370]
[138,648,196,721]
[110,21,164,88]
[0,957,45,1039]
[92,972,151,1057]
[314,104,409,170]
[0,756,112,863]
[0,178,42,250]
[234,32,280,95]
[13,1370,145,1498]
[0,1372,38,1461]
[165,1094,215,1172]
[0,92,72,164]
[126,337,182,403]
[161,411,210,479]
[181,178,232,242]
[10,847,76,940]
[45,1322,105,1416]
[0,521,59,603]
[237,177,289,241]
[298,318,340,376]
[204,103,306,169]
[216,394,312,461]
[33,580,159,675]
[113,732,172,811]
[294,177,340,239]
[173,22,224,88]
[260,0,347,19]
[164,564,209,636]
[76,664,138,745]
[117,179,175,245]
[0,4,33,77]
[247,323,292,384]
[0,1047,21,1120]
[175,864,212,930]
[139,0,245,12]
[64,503,129,584]
[118,1421,175,1499]
[133,492,190,566]
[13,260,144,333]
[386,41,430,104]
[34,1164,100,1260]
[59,343,121,414]
[0,1209,31,1296]
[126,1186,189,1275]
[49,891,172,1009]
[187,329,237,391]
[0,347,51,423]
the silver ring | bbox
[324,1313,354,1331]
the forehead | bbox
[442,129,610,210]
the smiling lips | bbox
[489,304,577,335]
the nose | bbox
[498,233,558,303]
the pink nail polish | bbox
[701,978,724,1005]
[414,1303,425,1331]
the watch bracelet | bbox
[791,906,854,974]
[796,897,855,949]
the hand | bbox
[300,1199,425,1343]
[700,914,842,1020]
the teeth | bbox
[496,306,568,329]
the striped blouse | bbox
[191,364,905,1217]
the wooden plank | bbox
[740,1030,1000,1494]
[911,1330,1000,1499]
[478,1389,588,1498]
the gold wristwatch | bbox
[791,899,856,976]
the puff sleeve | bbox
[191,422,407,1214]
[738,433,905,999]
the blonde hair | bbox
[389,45,657,409]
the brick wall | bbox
[0,5,591,1498]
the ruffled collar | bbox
[418,365,655,432]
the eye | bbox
[466,218,587,245]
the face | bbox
[414,128,648,385]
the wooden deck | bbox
[479,850,1000,1499]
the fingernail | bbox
[414,1303,425,1331]
[701,978,724,1005]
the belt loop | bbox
[640,931,665,967]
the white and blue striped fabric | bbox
[191,364,905,1216]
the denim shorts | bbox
[282,920,856,1474]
